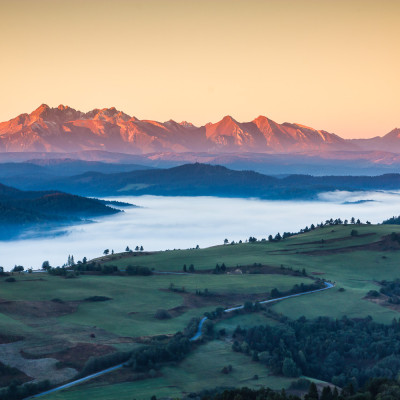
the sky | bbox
[0,0,399,139]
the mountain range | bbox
[5,163,400,200]
[1,104,398,154]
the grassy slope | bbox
[0,274,309,340]
[3,223,400,399]
[105,224,400,324]
[42,341,293,400]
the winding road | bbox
[26,281,334,399]
[189,281,334,341]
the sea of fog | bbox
[1,190,400,270]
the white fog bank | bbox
[1,191,399,270]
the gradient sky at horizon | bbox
[1,0,399,139]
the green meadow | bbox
[1,223,400,399]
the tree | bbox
[189,264,195,273]
[70,255,75,265]
[82,257,87,264]
[196,244,200,249]
[305,382,319,400]
[270,288,281,298]
[320,386,333,400]
[183,264,187,272]
[125,246,130,252]
[103,249,109,255]
[351,217,355,224]
[351,229,358,237]
[275,232,282,241]
[42,261,50,271]
[282,357,300,377]
[12,265,24,273]
[224,238,229,245]
[135,246,139,251]
[268,235,273,242]
[140,246,144,252]
[154,309,171,319]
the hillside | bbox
[0,183,120,238]
[1,223,400,399]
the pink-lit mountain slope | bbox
[0,104,396,154]
[350,128,400,152]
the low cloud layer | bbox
[1,192,399,270]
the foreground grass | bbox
[41,341,294,400]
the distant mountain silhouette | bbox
[7,163,400,200]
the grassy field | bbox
[0,273,310,340]
[42,341,294,400]
[2,222,400,398]
[104,224,400,273]
[99,223,400,324]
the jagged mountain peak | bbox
[384,128,400,139]
[220,115,238,124]
[179,121,196,128]
[85,107,132,122]
[32,103,50,115]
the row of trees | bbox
[199,378,400,400]
[225,217,369,245]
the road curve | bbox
[189,281,334,341]
[26,281,334,399]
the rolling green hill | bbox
[1,222,400,399]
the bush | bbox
[5,277,16,283]
[79,351,132,377]
[126,265,152,276]
[51,298,64,303]
[289,378,312,390]
[154,309,171,320]
[84,296,112,302]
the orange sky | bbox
[0,0,399,139]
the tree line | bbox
[231,315,400,389]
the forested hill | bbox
[0,183,120,228]
[11,163,400,199]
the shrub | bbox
[126,265,152,276]
[84,296,112,302]
[154,309,171,320]
[51,298,64,303]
